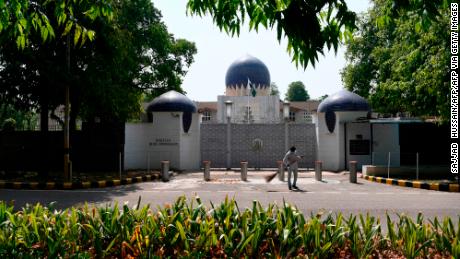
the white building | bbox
[196,54,319,124]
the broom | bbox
[264,171,278,182]
[265,155,303,182]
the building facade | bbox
[124,54,449,172]
[195,54,319,124]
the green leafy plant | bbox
[0,196,458,258]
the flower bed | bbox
[0,196,459,258]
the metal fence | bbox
[371,151,450,180]
[201,123,317,169]
[0,124,124,173]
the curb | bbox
[0,173,161,190]
[364,175,460,193]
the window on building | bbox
[303,111,312,122]
[289,111,296,122]
[202,111,212,121]
[349,140,370,155]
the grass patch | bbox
[0,196,459,258]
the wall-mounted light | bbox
[283,101,290,120]
[225,100,233,119]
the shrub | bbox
[1,118,16,131]
[0,196,458,258]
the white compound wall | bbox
[124,112,200,170]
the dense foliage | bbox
[186,0,357,69]
[0,0,112,129]
[0,0,112,50]
[341,0,450,120]
[75,0,196,123]
[0,0,196,126]
[286,81,310,101]
[186,0,448,70]
[0,196,459,258]
[0,104,37,130]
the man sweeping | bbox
[282,146,303,190]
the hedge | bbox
[0,196,459,258]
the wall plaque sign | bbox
[150,138,178,146]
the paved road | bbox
[1,171,459,222]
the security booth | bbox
[314,90,371,171]
[124,91,201,170]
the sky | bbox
[153,1,371,101]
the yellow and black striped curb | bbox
[0,173,161,190]
[364,175,460,193]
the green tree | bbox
[0,0,197,125]
[77,0,197,123]
[341,0,450,120]
[270,82,280,96]
[1,0,114,178]
[0,0,112,50]
[185,0,447,70]
[285,81,310,101]
[0,104,38,130]
[1,0,196,178]
[0,0,114,130]
[319,94,329,101]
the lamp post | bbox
[283,101,290,151]
[225,100,232,169]
[283,101,290,121]
[225,100,233,122]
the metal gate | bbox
[201,123,316,168]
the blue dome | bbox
[147,91,197,113]
[225,55,270,88]
[318,90,370,112]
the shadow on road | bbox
[0,182,147,210]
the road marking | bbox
[350,192,368,195]
[14,190,107,193]
[372,192,423,195]
[143,190,184,193]
[323,191,341,194]
[426,192,446,195]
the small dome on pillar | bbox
[147,90,197,113]
[318,90,369,113]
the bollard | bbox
[277,160,285,181]
[203,161,211,181]
[161,160,170,182]
[349,161,357,183]
[240,161,248,181]
[315,160,322,181]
